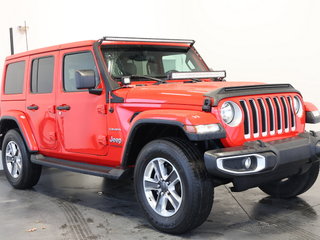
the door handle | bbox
[56,105,71,111]
[27,105,39,110]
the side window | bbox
[63,52,98,92]
[4,61,25,94]
[31,56,54,93]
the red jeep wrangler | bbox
[1,37,320,234]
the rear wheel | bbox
[134,137,214,234]
[259,162,319,198]
[2,129,42,189]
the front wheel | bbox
[2,129,42,189]
[259,161,319,198]
[134,138,214,234]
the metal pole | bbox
[9,28,14,55]
[24,21,28,51]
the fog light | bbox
[216,154,266,175]
[243,157,252,169]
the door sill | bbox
[30,154,128,180]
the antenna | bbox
[9,28,14,55]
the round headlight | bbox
[293,96,303,116]
[220,101,242,126]
[221,102,235,124]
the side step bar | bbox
[30,154,128,180]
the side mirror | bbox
[75,70,96,89]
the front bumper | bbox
[204,131,320,191]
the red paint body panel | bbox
[5,41,95,61]
[55,47,109,156]
[305,102,318,112]
[123,81,263,106]
[0,39,315,169]
[1,110,39,152]
[131,109,220,126]
[26,51,59,150]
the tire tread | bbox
[259,162,319,198]
[2,129,41,189]
[134,137,214,234]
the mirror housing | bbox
[75,70,96,89]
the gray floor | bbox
[0,161,320,240]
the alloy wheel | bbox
[5,141,22,178]
[143,157,183,217]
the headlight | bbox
[220,101,242,126]
[221,102,234,124]
[293,96,303,117]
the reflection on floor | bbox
[0,167,320,240]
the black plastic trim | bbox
[89,88,103,95]
[30,154,128,180]
[202,98,212,112]
[131,119,226,141]
[205,84,300,106]
[306,111,320,124]
[110,91,125,103]
[27,105,39,110]
[187,124,226,141]
[92,41,124,103]
[121,119,226,167]
[129,112,141,123]
[56,105,70,111]
[204,131,320,191]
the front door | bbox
[56,48,108,156]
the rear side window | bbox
[31,56,54,93]
[4,61,25,94]
[63,52,98,92]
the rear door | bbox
[26,52,57,150]
[56,47,108,156]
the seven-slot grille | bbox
[239,96,297,139]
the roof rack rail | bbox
[99,36,195,46]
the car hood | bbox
[125,81,264,106]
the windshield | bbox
[101,45,208,80]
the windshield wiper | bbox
[191,78,202,82]
[129,75,166,84]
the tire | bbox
[259,161,319,199]
[134,137,214,234]
[2,129,42,189]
